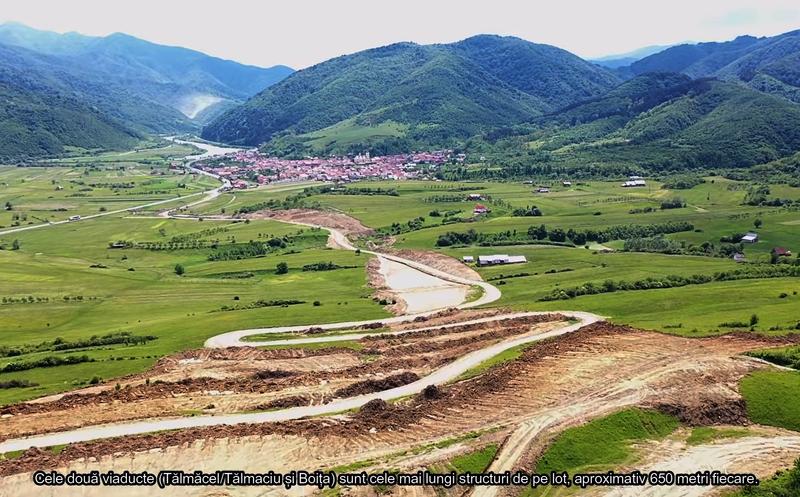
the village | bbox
[190,150,459,188]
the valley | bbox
[0,10,800,497]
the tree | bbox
[276,262,289,274]
[754,218,763,229]
[749,314,759,327]
[3,201,11,211]
[174,263,185,276]
[11,239,20,251]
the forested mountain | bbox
[623,29,800,104]
[0,43,191,134]
[201,35,621,151]
[0,70,139,161]
[477,74,800,172]
[0,23,293,124]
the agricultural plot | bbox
[0,164,217,228]
[0,215,386,404]
[245,177,800,335]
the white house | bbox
[462,256,475,263]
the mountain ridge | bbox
[202,35,621,150]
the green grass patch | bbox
[455,342,531,382]
[431,444,499,474]
[740,370,800,431]
[529,408,679,496]
[747,345,800,370]
[686,426,750,446]
[724,458,800,496]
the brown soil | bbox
[333,372,420,397]
[3,323,793,480]
[0,315,564,441]
[384,248,483,281]
[246,208,374,238]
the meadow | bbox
[1,164,799,403]
[241,176,800,335]
[0,215,386,403]
[0,163,217,229]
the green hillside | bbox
[626,29,800,104]
[0,77,139,161]
[0,23,293,127]
[474,75,800,173]
[202,35,621,151]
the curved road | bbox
[0,175,603,454]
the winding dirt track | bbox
[0,217,601,454]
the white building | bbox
[742,232,759,243]
[462,256,475,263]
[477,254,528,266]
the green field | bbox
[0,214,387,404]
[0,163,217,228]
[263,177,800,335]
[740,370,800,432]
[1,165,799,404]
[529,408,679,496]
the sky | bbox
[1,0,799,68]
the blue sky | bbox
[1,0,799,68]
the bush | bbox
[275,262,289,274]
[174,264,185,276]
[313,301,321,306]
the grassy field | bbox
[0,164,217,228]
[279,177,799,335]
[1,167,799,404]
[0,214,387,404]
[529,408,679,496]
[740,370,800,432]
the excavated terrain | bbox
[0,314,564,440]
[3,321,798,497]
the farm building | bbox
[462,256,475,263]
[732,253,746,263]
[562,181,572,187]
[467,193,484,201]
[622,177,646,187]
[773,247,792,257]
[536,187,550,193]
[473,204,490,215]
[741,232,759,243]
[477,254,528,266]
